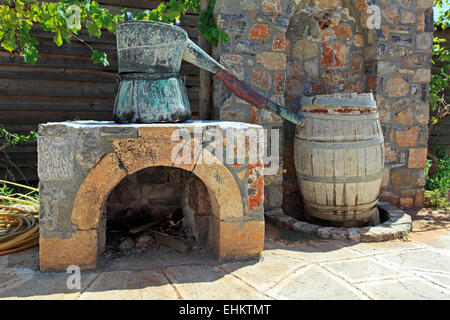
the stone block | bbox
[266,184,283,208]
[218,14,247,34]
[415,189,425,207]
[71,152,127,230]
[382,6,400,24]
[314,0,343,10]
[249,24,270,40]
[408,148,427,169]
[220,54,245,80]
[215,219,265,260]
[348,228,361,242]
[220,106,248,123]
[256,52,287,70]
[39,230,98,272]
[193,164,245,220]
[38,122,70,137]
[292,40,319,59]
[416,33,433,50]
[387,77,410,97]
[99,125,137,138]
[287,13,320,39]
[39,182,75,234]
[38,136,75,182]
[381,167,390,188]
[251,67,271,91]
[412,69,431,83]
[401,11,416,24]
[399,197,414,209]
[396,126,419,147]
[395,108,413,127]
[214,0,243,14]
[391,169,415,191]
[241,0,260,11]
[304,60,319,80]
[74,127,113,171]
[277,215,295,227]
[335,23,352,39]
[272,33,287,51]
[322,71,351,86]
[262,0,281,13]
[318,227,333,239]
[353,34,365,47]
[285,79,304,100]
[417,0,433,9]
[321,42,349,68]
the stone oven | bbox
[38,121,266,271]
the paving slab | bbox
[341,239,423,256]
[0,271,97,300]
[220,252,308,293]
[356,277,450,300]
[5,247,39,270]
[418,273,450,290]
[101,247,217,271]
[0,256,7,272]
[0,272,32,297]
[377,249,450,274]
[321,257,407,284]
[409,235,450,253]
[163,264,269,300]
[266,265,368,300]
[264,242,364,263]
[80,270,179,300]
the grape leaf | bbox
[86,20,101,38]
[91,49,109,67]
[53,29,63,46]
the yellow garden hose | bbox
[0,180,40,256]
[0,205,39,256]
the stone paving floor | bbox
[0,208,449,300]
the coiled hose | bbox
[0,180,39,256]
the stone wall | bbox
[374,0,434,209]
[212,0,296,213]
[107,167,188,222]
[212,0,433,214]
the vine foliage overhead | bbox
[0,0,227,67]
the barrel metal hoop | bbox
[303,199,379,211]
[300,97,377,108]
[295,136,384,150]
[298,111,380,121]
[296,171,383,183]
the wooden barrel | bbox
[294,93,385,227]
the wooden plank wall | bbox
[430,28,450,152]
[0,0,201,182]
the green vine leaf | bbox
[86,20,101,38]
[91,49,109,67]
[0,0,227,66]
[198,0,228,47]
[54,29,63,46]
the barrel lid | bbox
[300,94,377,108]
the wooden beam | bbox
[198,0,211,120]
